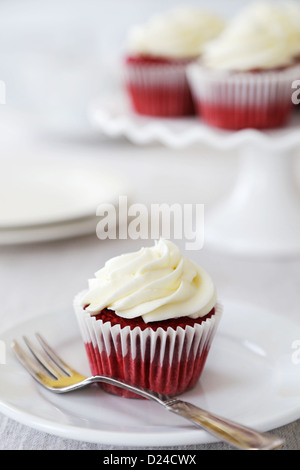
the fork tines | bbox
[12,333,73,382]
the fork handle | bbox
[165,400,283,450]
[80,376,283,450]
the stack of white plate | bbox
[0,155,126,245]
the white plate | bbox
[0,301,299,447]
[89,92,300,151]
[0,155,128,245]
[0,216,100,245]
[0,157,125,229]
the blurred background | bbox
[0,0,283,135]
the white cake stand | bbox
[89,94,300,258]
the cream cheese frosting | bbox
[202,2,299,71]
[127,6,225,59]
[81,239,217,323]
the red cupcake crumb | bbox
[92,306,215,331]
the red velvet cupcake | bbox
[188,64,300,130]
[74,239,222,398]
[123,7,224,117]
[187,3,300,130]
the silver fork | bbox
[11,333,283,450]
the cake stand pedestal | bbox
[90,94,300,258]
[204,143,300,257]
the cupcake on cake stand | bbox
[184,4,300,258]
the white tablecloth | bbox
[0,129,299,450]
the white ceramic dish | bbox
[0,156,128,245]
[0,159,124,228]
[0,216,100,245]
[0,301,299,447]
[89,92,300,151]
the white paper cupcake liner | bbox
[74,291,222,398]
[123,60,196,116]
[187,62,300,128]
[124,61,191,87]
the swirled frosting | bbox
[127,6,225,59]
[202,2,299,71]
[81,239,217,323]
